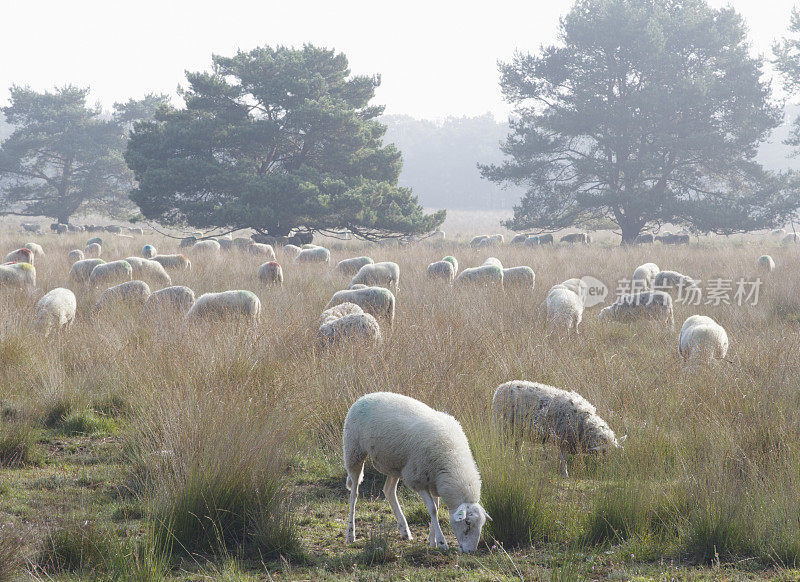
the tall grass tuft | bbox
[0,523,23,582]
[0,420,40,467]
[37,521,113,574]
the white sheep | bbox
[631,262,660,291]
[85,242,102,258]
[145,285,196,314]
[325,286,395,326]
[5,248,34,265]
[142,244,157,258]
[191,239,221,256]
[782,233,799,245]
[510,233,529,244]
[349,261,400,291]
[469,235,489,248]
[442,256,458,275]
[24,242,45,258]
[0,262,36,290]
[248,243,276,260]
[482,257,503,269]
[454,264,503,288]
[502,266,535,290]
[94,280,152,313]
[427,260,455,283]
[186,290,262,323]
[318,302,364,327]
[257,261,283,286]
[319,312,381,346]
[336,256,374,277]
[89,260,133,288]
[294,246,330,265]
[67,249,85,264]
[281,244,302,260]
[68,259,105,285]
[492,381,626,477]
[152,254,192,272]
[771,228,786,237]
[545,285,583,334]
[343,392,491,552]
[756,255,775,273]
[653,270,698,299]
[35,288,76,336]
[124,257,172,287]
[598,290,674,328]
[678,315,729,367]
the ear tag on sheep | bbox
[453,505,468,522]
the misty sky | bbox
[1,0,797,120]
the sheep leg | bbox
[559,448,569,478]
[383,475,412,540]
[419,490,447,549]
[427,496,440,545]
[345,463,364,543]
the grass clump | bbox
[358,523,398,566]
[37,522,114,574]
[60,409,117,436]
[0,523,23,582]
[0,420,40,467]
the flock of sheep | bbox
[0,225,776,554]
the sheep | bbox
[442,256,458,274]
[656,233,690,245]
[21,223,41,233]
[469,235,489,248]
[502,266,535,290]
[145,285,196,314]
[545,285,583,334]
[294,246,330,265]
[492,381,626,477]
[558,278,588,298]
[318,312,381,346]
[756,255,775,273]
[653,270,698,300]
[84,242,102,258]
[631,262,660,292]
[454,264,504,288]
[336,256,374,277]
[257,261,283,286]
[124,257,172,287]
[634,233,655,244]
[325,286,395,326]
[598,290,674,328]
[128,227,144,236]
[678,315,729,367]
[560,233,590,244]
[477,237,497,249]
[248,243,276,260]
[94,280,152,313]
[186,290,261,323]
[482,257,503,269]
[343,392,491,552]
[427,260,456,283]
[771,228,786,237]
[34,288,77,337]
[89,260,133,288]
[24,242,45,258]
[5,248,34,265]
[179,236,197,248]
[782,233,799,245]
[282,244,302,260]
[67,249,85,264]
[524,236,540,246]
[191,240,221,255]
[233,237,252,250]
[86,237,103,246]
[319,302,364,327]
[510,233,530,244]
[538,233,554,244]
[349,262,400,291]
[489,234,504,244]
[152,254,192,272]
[432,229,445,240]
[105,225,122,234]
[142,244,157,258]
[0,262,36,290]
[68,259,105,285]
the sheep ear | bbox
[618,435,628,444]
[452,504,468,522]
[482,507,493,522]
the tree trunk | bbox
[619,219,642,245]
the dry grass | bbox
[0,221,799,578]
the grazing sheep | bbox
[281,244,302,259]
[257,261,283,286]
[319,302,364,327]
[524,236,540,246]
[538,233,554,245]
[653,270,698,299]
[179,236,197,248]
[67,249,85,264]
[482,257,502,269]
[510,233,530,244]
[84,242,102,258]
[152,254,192,272]
[24,242,44,258]
[771,228,786,237]
[634,233,655,244]
[631,262,660,292]
[560,233,590,244]
[678,315,729,367]
[0,262,36,290]
[5,248,34,265]
[469,235,489,248]
[502,266,535,290]
[248,243,276,260]
[89,260,133,288]
[782,233,799,245]
[598,291,674,328]
[319,312,381,346]
[94,280,152,313]
[656,233,690,245]
[492,381,626,478]
[343,392,491,552]
[489,234,504,244]
[191,240,221,255]
[142,244,157,258]
[35,288,77,337]
[454,264,504,288]
[432,229,445,240]
[325,286,395,326]
[145,285,196,314]
[546,286,583,334]
[105,225,122,234]
[21,223,41,233]
[86,237,103,246]
[295,246,330,265]
[336,256,374,277]
[349,262,400,291]
[558,278,588,298]
[756,255,775,272]
[427,260,455,283]
[68,258,105,285]
[128,227,144,236]
[124,257,172,287]
[186,290,261,323]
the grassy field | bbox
[0,222,799,580]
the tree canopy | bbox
[482,0,799,243]
[125,44,444,239]
[0,85,140,224]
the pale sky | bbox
[0,0,797,120]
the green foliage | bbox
[482,0,799,243]
[37,522,114,573]
[358,523,398,566]
[60,410,117,436]
[125,44,444,239]
[0,420,40,467]
[0,524,23,581]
